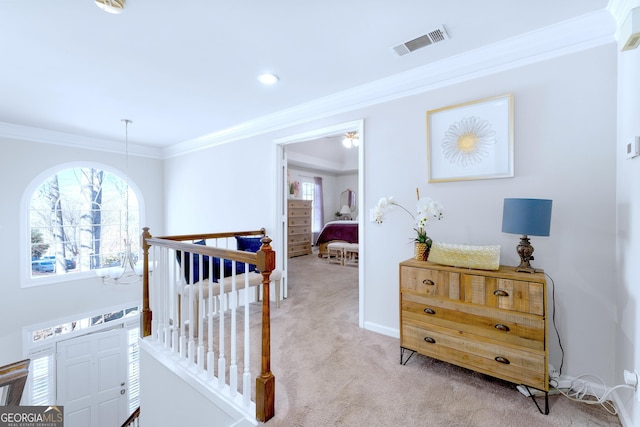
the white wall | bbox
[139,343,256,427]
[163,44,618,387]
[0,138,164,367]
[613,2,640,424]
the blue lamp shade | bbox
[502,198,552,237]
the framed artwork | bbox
[427,94,514,183]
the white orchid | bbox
[416,198,444,230]
[373,192,444,244]
[373,196,396,223]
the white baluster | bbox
[171,250,179,353]
[218,257,226,388]
[197,252,205,370]
[229,262,238,398]
[243,266,251,408]
[207,258,215,380]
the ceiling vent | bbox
[392,26,449,56]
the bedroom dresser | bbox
[399,259,549,410]
[287,199,312,258]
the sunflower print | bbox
[441,116,496,167]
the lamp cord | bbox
[545,272,564,376]
[550,374,635,416]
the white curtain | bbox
[313,177,324,244]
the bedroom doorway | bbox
[274,119,364,327]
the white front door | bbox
[56,327,128,427]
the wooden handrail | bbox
[120,406,140,427]
[0,359,30,406]
[154,228,266,242]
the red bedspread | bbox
[315,220,358,245]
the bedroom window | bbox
[301,182,314,201]
[27,165,140,285]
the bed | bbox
[314,220,358,257]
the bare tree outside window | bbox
[29,167,139,278]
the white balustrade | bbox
[147,241,258,416]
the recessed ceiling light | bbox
[258,73,279,85]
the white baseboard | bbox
[362,321,399,339]
[612,388,634,427]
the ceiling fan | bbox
[94,0,125,14]
[321,132,359,148]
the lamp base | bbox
[515,235,536,274]
[515,264,537,274]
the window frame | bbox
[21,161,145,288]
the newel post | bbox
[141,227,152,337]
[256,236,276,422]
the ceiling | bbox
[0,1,611,156]
[287,134,359,174]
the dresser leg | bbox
[522,385,549,415]
[400,347,416,365]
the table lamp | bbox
[501,198,552,273]
[340,205,352,220]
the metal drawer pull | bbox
[423,337,436,344]
[493,289,509,297]
[494,324,510,332]
[422,279,435,286]
[494,356,510,365]
[423,308,436,315]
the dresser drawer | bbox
[401,321,547,390]
[288,234,310,245]
[288,243,311,256]
[401,293,545,351]
[288,200,311,209]
[463,275,544,315]
[288,225,310,236]
[289,208,311,218]
[289,216,310,227]
[400,266,461,300]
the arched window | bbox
[26,164,140,285]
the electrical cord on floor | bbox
[544,273,636,415]
[550,374,636,416]
[544,272,565,375]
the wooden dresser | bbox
[287,199,312,258]
[399,259,548,393]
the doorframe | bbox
[23,303,140,409]
[273,119,365,327]
[56,326,129,426]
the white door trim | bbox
[273,119,365,327]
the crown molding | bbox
[607,0,640,46]
[0,121,162,159]
[0,10,616,160]
[607,0,640,25]
[164,9,616,159]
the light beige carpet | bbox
[261,252,622,427]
